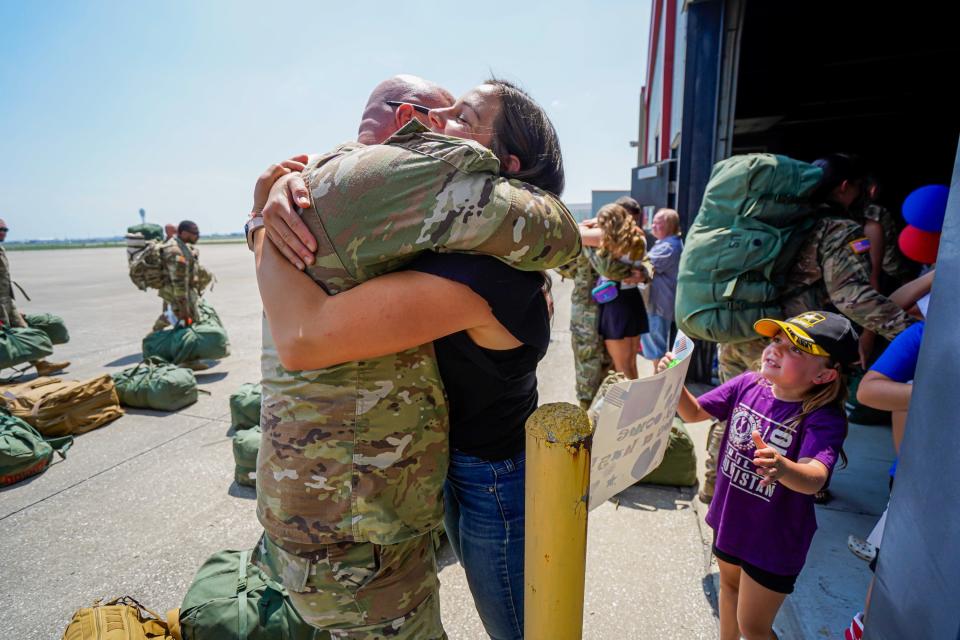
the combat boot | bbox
[34,359,71,376]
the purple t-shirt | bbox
[698,372,847,575]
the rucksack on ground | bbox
[112,357,199,411]
[229,383,261,430]
[675,154,824,344]
[128,239,167,291]
[0,325,54,369]
[23,312,70,345]
[61,595,177,640]
[178,549,318,640]
[0,375,124,437]
[0,410,72,486]
[233,426,261,487]
[637,418,698,487]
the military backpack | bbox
[128,240,167,291]
[61,596,177,640]
[675,154,824,344]
[1,375,124,437]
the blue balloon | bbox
[902,185,950,232]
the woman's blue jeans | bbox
[444,449,525,640]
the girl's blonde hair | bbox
[755,356,850,467]
[597,203,647,261]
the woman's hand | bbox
[655,351,675,374]
[752,431,786,487]
[261,173,319,270]
[253,156,309,215]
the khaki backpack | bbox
[61,596,179,640]
[128,239,167,291]
[0,375,124,437]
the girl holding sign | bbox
[658,311,857,640]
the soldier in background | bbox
[164,223,177,241]
[0,218,71,376]
[153,220,213,331]
[701,154,917,503]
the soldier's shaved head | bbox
[357,75,454,145]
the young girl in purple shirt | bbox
[658,311,859,640]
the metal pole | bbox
[524,402,594,640]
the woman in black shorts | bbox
[592,203,650,379]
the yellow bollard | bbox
[524,402,593,640]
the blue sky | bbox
[0,1,651,240]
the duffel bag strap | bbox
[46,435,73,459]
[238,549,250,638]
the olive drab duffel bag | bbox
[229,383,261,430]
[112,357,199,411]
[0,375,124,437]
[0,411,72,486]
[0,325,54,369]
[232,426,261,487]
[178,549,319,640]
[675,154,825,344]
[142,301,230,365]
[637,418,698,488]
[61,595,178,640]
[127,223,166,242]
[23,312,70,345]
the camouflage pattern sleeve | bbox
[162,239,200,322]
[0,246,26,328]
[585,248,633,281]
[195,262,214,294]
[300,121,581,286]
[553,257,579,280]
[818,218,915,340]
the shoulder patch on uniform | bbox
[848,237,871,254]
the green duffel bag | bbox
[233,426,261,487]
[0,326,54,369]
[143,323,231,365]
[112,356,199,411]
[179,549,321,640]
[23,312,70,345]
[198,299,223,328]
[638,418,698,488]
[230,383,261,430]
[127,222,165,242]
[1,411,73,486]
[676,154,824,344]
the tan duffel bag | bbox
[61,596,178,640]
[1,375,124,437]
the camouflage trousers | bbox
[703,338,767,499]
[571,301,613,410]
[253,532,445,639]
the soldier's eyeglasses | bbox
[0,228,8,232]
[385,100,431,115]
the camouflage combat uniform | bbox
[0,245,27,329]
[703,212,917,498]
[255,120,581,637]
[559,249,634,409]
[154,237,212,330]
[854,203,914,289]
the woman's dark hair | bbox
[485,78,565,197]
[811,153,867,203]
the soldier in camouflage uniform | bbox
[557,249,633,410]
[0,219,70,375]
[252,81,581,638]
[153,220,214,331]
[702,161,917,502]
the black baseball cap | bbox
[754,311,860,367]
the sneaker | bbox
[34,360,70,376]
[847,535,877,563]
[843,611,864,640]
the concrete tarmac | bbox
[1,243,725,638]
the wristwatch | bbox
[244,215,265,251]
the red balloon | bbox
[898,225,941,265]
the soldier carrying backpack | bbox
[676,153,917,503]
[128,220,214,332]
